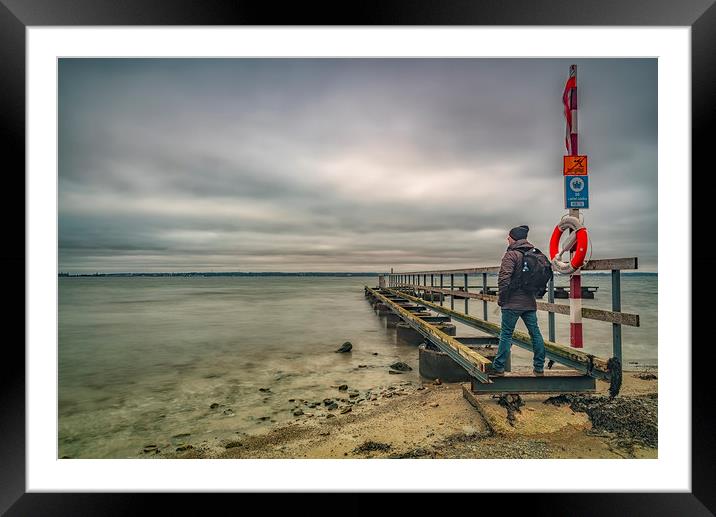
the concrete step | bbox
[472,369,596,393]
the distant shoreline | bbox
[58,272,384,277]
[58,271,658,278]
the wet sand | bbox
[153,369,658,460]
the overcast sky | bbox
[58,58,657,273]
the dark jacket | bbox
[498,239,537,311]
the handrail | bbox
[395,257,638,275]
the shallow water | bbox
[58,274,656,458]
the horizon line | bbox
[58,270,658,276]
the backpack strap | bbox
[507,249,525,292]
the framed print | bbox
[1,0,711,514]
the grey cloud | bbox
[59,58,658,272]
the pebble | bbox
[463,426,478,437]
[210,403,219,409]
[430,403,439,408]
[293,409,304,416]
[340,406,352,414]
[433,379,442,385]
[323,399,334,405]
[338,384,348,391]
[259,387,271,392]
[327,402,339,410]
[335,342,353,353]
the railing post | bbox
[612,269,623,368]
[482,272,488,321]
[450,273,455,310]
[548,276,555,342]
[439,274,444,306]
[464,273,469,314]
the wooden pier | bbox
[369,256,639,398]
[366,285,599,393]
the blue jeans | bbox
[493,309,546,373]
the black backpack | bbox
[510,247,553,298]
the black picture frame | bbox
[1,1,710,514]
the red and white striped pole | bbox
[566,64,583,348]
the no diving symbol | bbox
[570,177,585,192]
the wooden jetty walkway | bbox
[366,257,639,399]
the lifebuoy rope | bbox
[549,213,590,274]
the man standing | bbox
[492,225,546,376]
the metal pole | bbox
[567,63,583,348]
[612,269,622,366]
[464,273,469,314]
[450,273,455,310]
[548,276,556,342]
[482,272,488,321]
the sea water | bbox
[58,274,657,458]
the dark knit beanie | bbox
[509,225,529,240]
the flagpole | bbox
[568,64,583,348]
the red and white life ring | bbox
[549,215,589,274]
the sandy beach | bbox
[152,368,657,460]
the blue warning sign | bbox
[565,175,589,209]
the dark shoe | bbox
[491,370,505,377]
[533,369,544,376]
